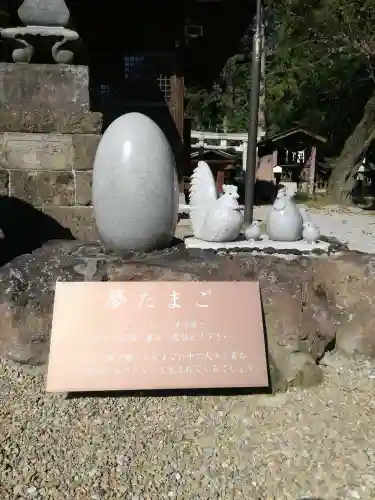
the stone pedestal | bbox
[0,63,102,241]
[184,235,331,256]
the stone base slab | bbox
[0,132,100,171]
[42,206,99,241]
[0,63,89,112]
[0,109,102,135]
[0,170,9,195]
[6,170,92,207]
[184,235,331,255]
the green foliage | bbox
[185,53,251,132]
[185,0,375,159]
[184,84,222,131]
[265,0,375,146]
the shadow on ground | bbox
[0,196,75,266]
[67,385,272,400]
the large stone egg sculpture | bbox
[93,112,179,252]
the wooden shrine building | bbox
[190,149,239,193]
[257,127,327,194]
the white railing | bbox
[191,130,249,141]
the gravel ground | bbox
[1,352,375,499]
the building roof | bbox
[257,127,327,147]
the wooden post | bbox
[182,118,191,195]
[216,170,225,194]
[308,146,317,196]
[272,149,278,165]
[171,39,185,192]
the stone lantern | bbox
[1,0,79,63]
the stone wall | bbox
[0,63,102,241]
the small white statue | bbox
[189,161,243,242]
[302,221,320,244]
[267,190,303,241]
[245,220,261,241]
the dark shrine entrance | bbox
[89,50,184,139]
[89,49,184,167]
[67,0,255,176]
[67,2,184,168]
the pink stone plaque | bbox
[46,281,268,392]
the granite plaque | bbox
[46,281,269,392]
[4,133,74,170]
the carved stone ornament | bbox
[93,113,179,253]
[189,161,243,242]
[18,0,70,27]
[302,221,320,244]
[0,0,79,63]
[1,26,79,63]
[266,190,303,242]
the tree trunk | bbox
[327,89,375,204]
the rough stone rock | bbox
[313,253,375,357]
[0,241,199,366]
[0,241,341,391]
[199,254,336,391]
